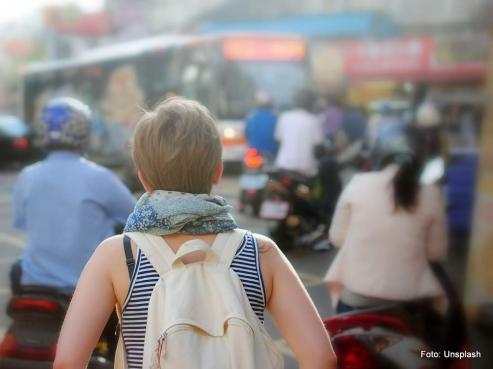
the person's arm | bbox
[328,180,354,247]
[53,238,119,369]
[244,115,253,144]
[98,170,136,225]
[337,139,363,165]
[274,114,284,142]
[425,185,448,261]
[258,237,337,369]
[313,115,325,146]
[12,171,27,230]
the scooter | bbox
[323,263,471,369]
[0,285,115,369]
[259,169,328,250]
[258,140,345,251]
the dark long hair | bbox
[382,153,422,212]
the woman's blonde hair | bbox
[132,97,222,194]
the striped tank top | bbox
[121,232,266,369]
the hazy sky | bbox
[0,0,104,25]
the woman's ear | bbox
[212,162,224,185]
[137,170,154,192]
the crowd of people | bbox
[8,89,452,368]
[245,87,451,340]
[245,88,447,183]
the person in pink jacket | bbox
[324,138,448,314]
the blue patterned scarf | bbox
[124,190,238,236]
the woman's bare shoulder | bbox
[253,233,278,253]
[252,233,288,267]
[97,235,124,253]
[87,235,126,267]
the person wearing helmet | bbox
[244,92,278,160]
[324,128,448,315]
[10,97,136,292]
[370,102,411,168]
[274,89,324,177]
[415,100,445,161]
[368,100,408,150]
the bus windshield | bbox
[217,60,308,119]
[176,37,310,120]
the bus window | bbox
[170,44,219,114]
[136,50,177,107]
[217,60,307,116]
[214,61,256,120]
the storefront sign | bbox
[343,38,433,80]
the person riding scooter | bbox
[274,88,324,178]
[244,91,278,162]
[324,128,449,351]
[11,97,136,292]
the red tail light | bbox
[12,138,29,150]
[280,176,292,187]
[9,297,60,313]
[0,333,56,361]
[244,148,263,169]
[333,335,377,369]
[324,314,411,336]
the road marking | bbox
[297,271,324,288]
[0,232,25,249]
[274,339,295,358]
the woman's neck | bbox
[163,233,218,252]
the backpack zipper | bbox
[155,332,167,367]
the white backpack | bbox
[120,229,284,369]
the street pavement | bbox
[0,167,334,368]
[2,166,490,369]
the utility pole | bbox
[464,29,493,327]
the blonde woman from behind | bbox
[54,97,337,369]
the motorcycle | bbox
[258,139,347,251]
[0,285,115,369]
[238,148,270,216]
[259,170,329,250]
[323,263,471,369]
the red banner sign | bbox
[343,38,433,80]
[341,36,487,82]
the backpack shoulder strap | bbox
[212,228,248,266]
[126,230,248,275]
[124,232,176,276]
[122,235,135,280]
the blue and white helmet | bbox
[36,97,92,150]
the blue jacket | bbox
[12,151,136,288]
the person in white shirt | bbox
[274,89,324,177]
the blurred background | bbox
[0,0,492,368]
